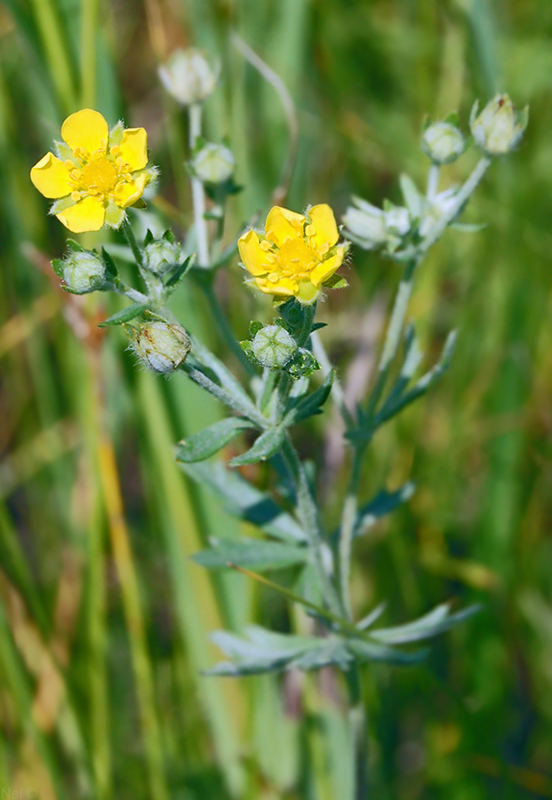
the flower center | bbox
[81,156,119,194]
[276,239,318,278]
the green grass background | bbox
[0,0,551,798]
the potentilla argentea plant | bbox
[30,74,528,798]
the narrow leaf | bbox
[101,247,119,280]
[176,417,253,463]
[285,370,335,425]
[192,539,307,571]
[370,604,481,645]
[354,483,415,537]
[229,426,286,467]
[98,302,145,328]
[180,461,307,542]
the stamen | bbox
[305,224,316,237]
[70,191,81,202]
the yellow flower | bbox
[238,205,347,304]
[30,109,156,233]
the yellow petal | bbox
[61,109,109,154]
[310,246,346,287]
[265,206,305,246]
[115,173,147,209]
[296,281,320,304]
[56,195,105,233]
[255,276,296,297]
[30,153,73,198]
[308,204,339,249]
[238,230,273,277]
[118,127,148,171]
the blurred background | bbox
[0,0,551,798]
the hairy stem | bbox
[281,437,342,617]
[189,103,210,268]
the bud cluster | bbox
[343,93,528,257]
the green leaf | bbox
[206,627,354,676]
[376,330,457,425]
[101,247,119,281]
[285,370,334,425]
[347,640,428,666]
[165,254,195,288]
[449,222,487,233]
[370,604,481,645]
[143,229,154,246]
[176,417,254,463]
[180,461,306,543]
[444,110,461,127]
[229,426,286,467]
[66,238,87,253]
[98,302,145,328]
[354,483,415,537]
[51,258,64,278]
[193,539,307,571]
[323,274,348,289]
[399,173,423,219]
[249,320,264,337]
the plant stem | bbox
[281,437,342,617]
[189,103,210,268]
[426,164,440,200]
[347,666,369,800]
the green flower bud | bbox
[144,238,181,276]
[192,143,235,184]
[470,94,528,156]
[159,49,216,106]
[130,322,191,374]
[251,324,297,369]
[422,121,465,165]
[62,250,106,294]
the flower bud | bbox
[144,238,181,276]
[159,49,216,106]
[470,94,528,156]
[62,250,106,294]
[384,207,410,236]
[342,199,387,250]
[192,143,235,184]
[130,322,191,374]
[251,324,297,369]
[422,122,465,165]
